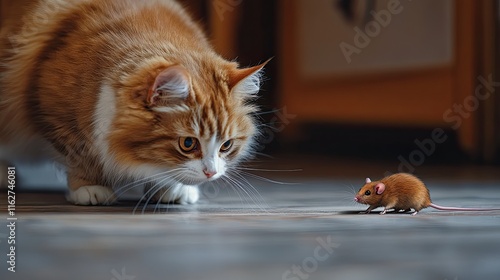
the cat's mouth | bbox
[178,167,224,184]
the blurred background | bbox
[1,0,500,188]
[189,0,500,165]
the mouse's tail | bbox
[429,203,500,211]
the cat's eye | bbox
[364,190,371,196]
[220,140,233,152]
[179,137,198,153]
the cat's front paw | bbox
[155,184,199,205]
[67,185,116,205]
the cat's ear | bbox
[148,65,190,106]
[228,58,271,97]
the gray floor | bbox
[1,159,500,280]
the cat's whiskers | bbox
[225,175,261,211]
[232,167,302,172]
[227,170,270,211]
[110,168,184,204]
[115,169,178,195]
[133,171,185,214]
[251,152,275,159]
[216,164,302,213]
[233,170,299,186]
[220,174,260,212]
[135,177,173,214]
[254,123,280,129]
[150,173,187,214]
[224,171,270,213]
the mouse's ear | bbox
[365,178,371,184]
[375,183,385,195]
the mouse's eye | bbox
[364,190,371,196]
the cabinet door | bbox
[280,0,481,156]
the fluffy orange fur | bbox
[0,0,267,205]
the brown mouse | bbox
[354,173,500,215]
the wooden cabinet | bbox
[279,0,496,158]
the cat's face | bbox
[108,59,266,185]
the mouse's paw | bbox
[411,211,419,216]
[380,209,388,215]
[362,207,375,214]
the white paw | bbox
[155,184,199,205]
[67,185,116,205]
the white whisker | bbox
[252,152,275,159]
[111,168,184,203]
[233,167,303,172]
[145,174,185,214]
[232,170,299,185]
[131,170,183,214]
[152,173,186,214]
[253,108,282,116]
[222,174,258,211]
[228,171,271,212]
[224,171,270,213]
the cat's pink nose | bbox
[203,169,217,178]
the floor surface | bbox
[1,158,500,280]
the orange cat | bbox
[0,0,267,205]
